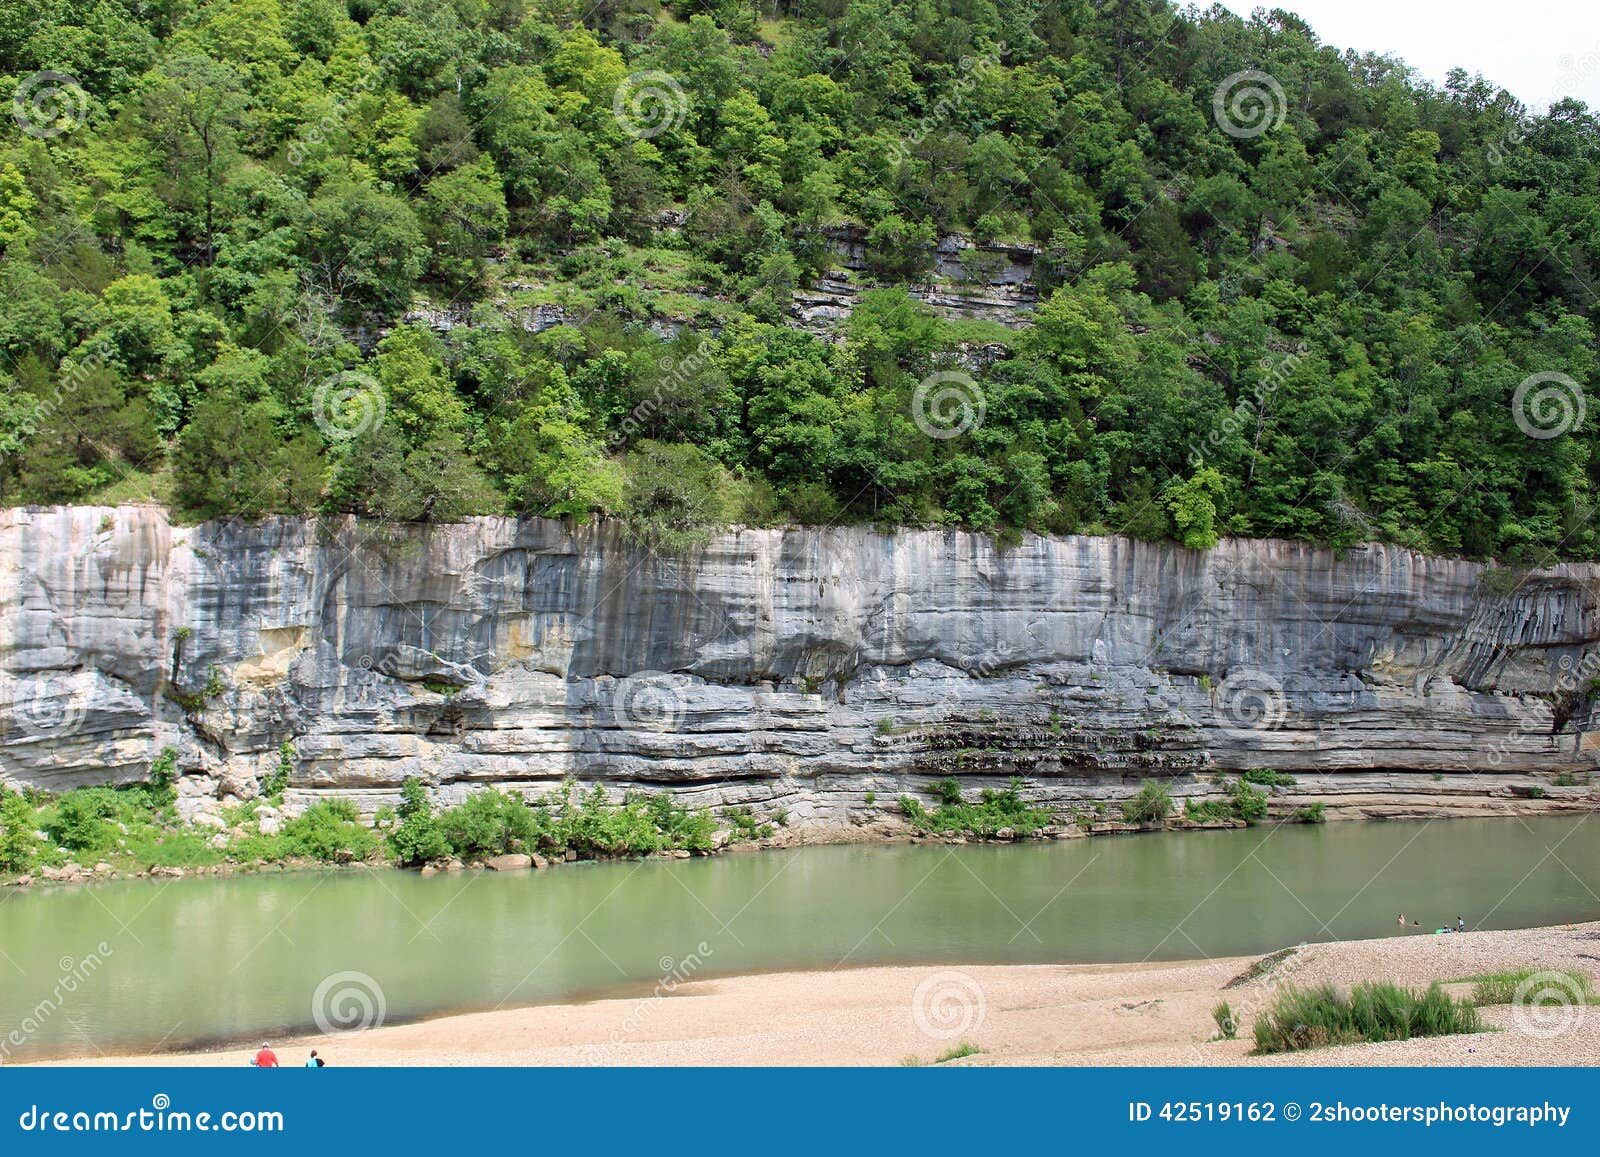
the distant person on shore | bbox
[253,1043,278,1068]
[1457,916,1467,933]
[305,1049,324,1068]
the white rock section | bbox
[2,505,1598,821]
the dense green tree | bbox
[298,179,427,317]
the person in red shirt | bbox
[253,1043,279,1068]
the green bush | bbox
[1294,803,1327,824]
[531,783,717,857]
[1252,982,1481,1054]
[389,777,449,866]
[44,788,121,853]
[147,746,179,806]
[618,440,736,551]
[127,831,224,870]
[278,800,380,863]
[1,790,39,872]
[1184,798,1233,823]
[1121,781,1173,825]
[899,777,1052,838]
[261,741,293,800]
[641,792,717,852]
[899,794,930,825]
[1228,779,1269,824]
[719,805,774,841]
[436,788,542,859]
[1241,768,1297,787]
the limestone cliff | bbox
[3,505,1599,822]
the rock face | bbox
[3,505,1600,822]
[793,227,1039,336]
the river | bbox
[2,816,1597,1061]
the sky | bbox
[1214,0,1600,112]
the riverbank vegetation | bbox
[1181,772,1324,825]
[1121,780,1173,825]
[1250,981,1483,1054]
[898,776,1053,838]
[0,763,738,881]
[1,2,1597,562]
[390,777,720,864]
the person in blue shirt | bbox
[305,1050,324,1068]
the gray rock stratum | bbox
[3,504,1600,824]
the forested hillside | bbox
[0,0,1596,560]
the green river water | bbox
[2,816,1597,1061]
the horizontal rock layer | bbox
[3,506,1599,821]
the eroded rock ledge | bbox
[3,505,1599,823]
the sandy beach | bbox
[39,921,1600,1067]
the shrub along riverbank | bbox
[1,760,1340,889]
[0,754,783,885]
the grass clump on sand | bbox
[899,1041,983,1065]
[898,777,1052,838]
[1465,968,1593,1007]
[1251,981,1482,1054]
[1212,1000,1240,1039]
